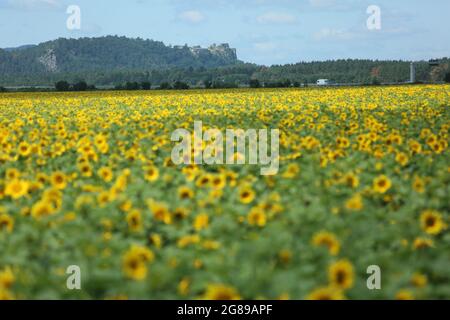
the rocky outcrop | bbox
[38,49,58,72]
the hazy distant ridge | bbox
[0,36,239,75]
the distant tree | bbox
[212,81,238,89]
[0,86,7,92]
[203,80,212,89]
[125,82,140,90]
[173,81,189,90]
[87,84,96,90]
[283,79,292,87]
[141,81,151,90]
[249,79,261,88]
[293,81,300,88]
[159,82,172,90]
[445,72,450,83]
[55,81,70,92]
[72,81,88,91]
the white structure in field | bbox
[410,62,416,83]
[316,79,330,86]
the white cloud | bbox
[256,12,296,24]
[178,10,205,24]
[253,41,276,52]
[313,28,356,41]
[308,0,336,8]
[5,0,61,10]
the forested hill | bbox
[0,36,448,87]
[0,36,239,77]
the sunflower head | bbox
[202,284,241,300]
[420,210,445,235]
[328,259,354,290]
[373,175,392,194]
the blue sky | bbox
[0,0,449,65]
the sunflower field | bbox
[0,85,449,300]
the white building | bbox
[316,79,330,86]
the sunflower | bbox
[238,186,255,204]
[42,188,63,211]
[202,240,220,250]
[144,166,159,182]
[395,290,414,300]
[195,174,211,188]
[98,167,113,182]
[50,171,67,190]
[312,231,340,256]
[408,139,422,154]
[282,163,300,179]
[342,172,359,188]
[178,186,194,199]
[119,199,132,212]
[178,278,190,296]
[5,168,20,181]
[5,179,29,199]
[0,267,15,290]
[211,174,226,189]
[345,194,363,211]
[0,288,14,300]
[373,175,392,194]
[193,213,209,231]
[122,245,154,281]
[202,284,241,300]
[149,233,162,249]
[420,210,445,235]
[247,207,267,227]
[148,200,172,224]
[31,199,56,220]
[126,209,143,232]
[36,173,48,185]
[0,213,14,233]
[122,252,147,281]
[412,237,434,250]
[177,234,200,248]
[97,191,112,207]
[411,273,427,288]
[306,286,345,300]
[336,136,350,149]
[78,163,93,177]
[412,176,425,193]
[395,152,409,166]
[173,207,189,221]
[18,141,31,157]
[328,259,354,290]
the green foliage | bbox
[72,81,88,91]
[445,72,450,83]
[1,37,449,88]
[159,82,172,90]
[173,81,190,90]
[125,82,140,90]
[203,80,213,89]
[141,81,152,90]
[249,79,261,88]
[55,81,70,92]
